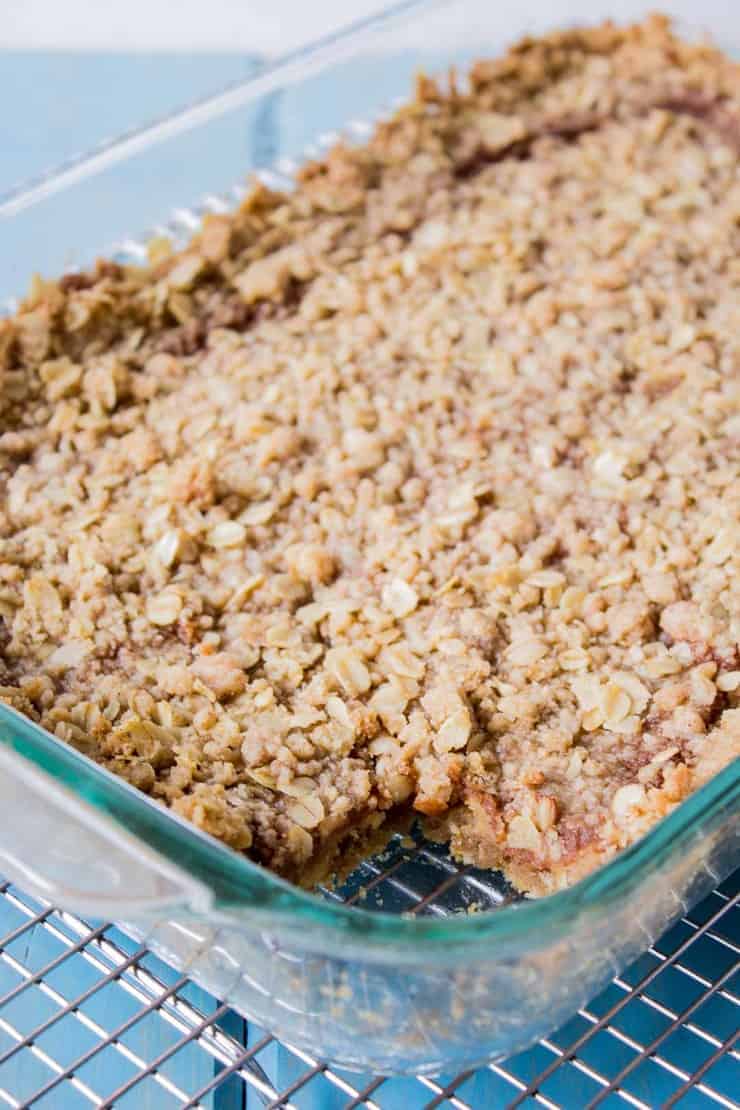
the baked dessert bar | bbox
[0,16,738,895]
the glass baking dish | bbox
[0,0,738,1076]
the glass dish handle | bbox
[0,743,210,918]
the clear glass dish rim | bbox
[2,0,732,226]
[1,702,738,951]
[0,0,738,953]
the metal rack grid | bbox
[0,836,737,1109]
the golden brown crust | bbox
[0,15,738,892]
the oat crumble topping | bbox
[0,16,738,893]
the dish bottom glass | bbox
[0,871,736,1106]
[120,811,737,1074]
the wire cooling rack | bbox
[0,837,737,1110]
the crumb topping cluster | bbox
[0,16,738,892]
